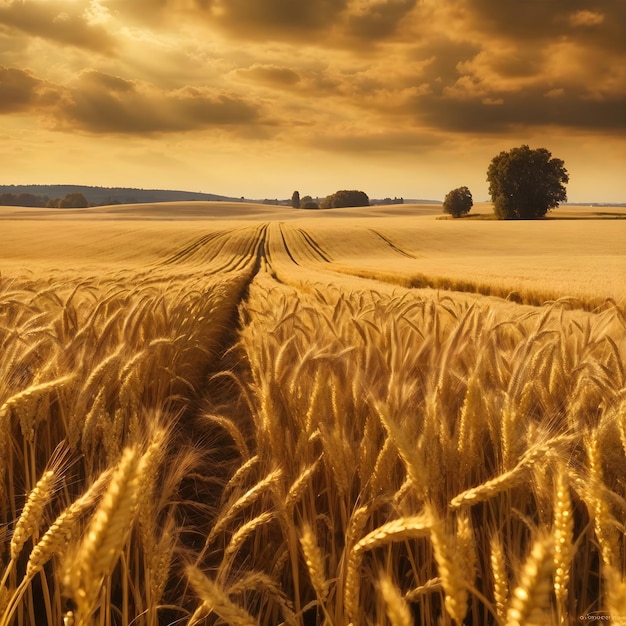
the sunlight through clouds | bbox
[0,0,624,201]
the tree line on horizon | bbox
[0,192,89,208]
[291,190,374,209]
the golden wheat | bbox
[379,573,413,626]
[186,565,258,626]
[1,209,625,625]
[10,469,56,561]
[63,446,142,621]
[506,535,554,626]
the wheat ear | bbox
[489,534,508,624]
[429,511,469,625]
[223,511,275,568]
[505,535,553,626]
[450,434,571,509]
[186,565,258,626]
[604,565,626,619]
[300,522,330,603]
[228,571,297,626]
[64,446,142,620]
[553,468,574,625]
[343,504,370,624]
[203,467,282,554]
[353,514,432,553]
[379,573,412,626]
[27,468,112,577]
[11,469,56,561]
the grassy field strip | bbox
[258,223,605,326]
[0,220,211,266]
[276,219,626,309]
[261,222,625,317]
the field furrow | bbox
[368,228,417,258]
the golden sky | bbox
[1,0,625,202]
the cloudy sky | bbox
[1,0,625,202]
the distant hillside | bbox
[0,185,238,205]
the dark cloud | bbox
[206,0,348,38]
[0,1,115,53]
[80,70,135,93]
[0,65,58,113]
[411,88,626,135]
[0,66,41,112]
[59,71,262,134]
[465,0,626,51]
[129,0,422,45]
[345,0,416,41]
[410,38,481,84]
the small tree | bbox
[487,145,568,219]
[443,186,473,218]
[291,190,300,209]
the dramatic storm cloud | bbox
[0,0,624,201]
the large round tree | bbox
[487,145,569,219]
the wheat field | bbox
[1,202,625,625]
